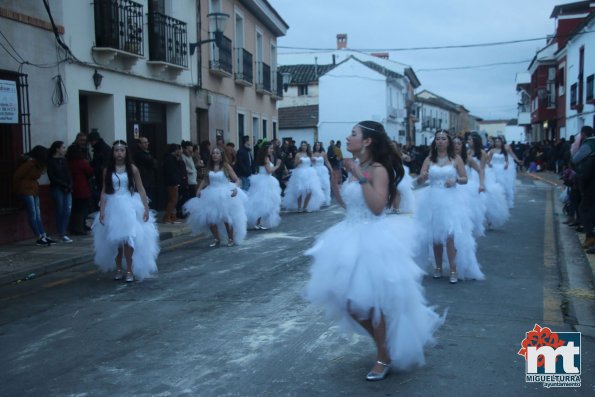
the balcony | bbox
[518,111,531,125]
[234,48,253,86]
[275,71,284,99]
[93,0,144,64]
[256,62,271,94]
[147,12,188,70]
[209,35,232,77]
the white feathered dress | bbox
[183,170,248,244]
[282,157,324,212]
[246,163,282,229]
[92,171,160,281]
[305,179,444,370]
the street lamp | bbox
[92,69,103,90]
[189,12,230,56]
[282,72,293,92]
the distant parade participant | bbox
[390,142,415,214]
[305,121,444,381]
[453,136,486,238]
[416,130,484,283]
[468,132,509,229]
[184,147,247,247]
[93,140,159,282]
[282,141,324,212]
[311,141,333,206]
[246,143,283,230]
[488,136,515,208]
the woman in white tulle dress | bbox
[305,121,444,381]
[282,141,324,212]
[468,132,509,229]
[416,130,484,283]
[183,147,247,247]
[453,136,486,238]
[93,140,159,282]
[246,143,282,230]
[312,142,333,206]
[488,137,515,208]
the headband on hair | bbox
[113,141,127,149]
[358,124,376,132]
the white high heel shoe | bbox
[366,360,391,381]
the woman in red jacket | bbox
[67,144,94,235]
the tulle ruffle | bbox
[282,166,324,211]
[246,173,282,228]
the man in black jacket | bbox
[88,130,111,211]
[133,136,158,207]
[163,143,182,223]
[235,135,253,190]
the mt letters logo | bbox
[518,324,581,388]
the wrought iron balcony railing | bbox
[276,71,284,98]
[209,35,232,75]
[148,12,188,68]
[94,0,144,56]
[234,48,253,84]
[256,62,271,93]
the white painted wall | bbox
[278,84,320,107]
[318,59,386,145]
[564,17,595,136]
[504,125,526,143]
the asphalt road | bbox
[0,175,593,397]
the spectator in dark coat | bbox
[67,144,93,235]
[47,141,73,243]
[133,136,158,207]
[235,135,254,190]
[163,143,182,223]
[88,130,111,209]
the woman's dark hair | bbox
[430,129,455,163]
[494,136,508,161]
[312,141,325,153]
[104,140,135,195]
[453,136,468,164]
[168,143,181,154]
[66,144,84,160]
[28,145,49,168]
[356,121,404,207]
[48,141,64,158]
[299,141,311,156]
[255,143,272,166]
[470,132,484,160]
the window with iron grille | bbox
[298,85,308,96]
[570,83,578,108]
[587,74,594,102]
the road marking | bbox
[543,189,564,325]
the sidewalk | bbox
[525,170,595,338]
[0,221,194,286]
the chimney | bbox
[336,33,347,49]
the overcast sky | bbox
[269,0,565,120]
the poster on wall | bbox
[0,80,18,124]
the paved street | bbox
[0,174,593,397]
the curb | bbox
[0,225,196,287]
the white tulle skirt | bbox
[282,167,324,211]
[462,167,486,237]
[314,165,332,206]
[492,164,515,208]
[92,192,160,281]
[183,182,248,244]
[482,168,510,228]
[246,173,282,228]
[397,166,416,213]
[415,185,485,280]
[305,214,445,370]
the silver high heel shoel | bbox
[366,360,391,381]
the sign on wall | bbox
[0,80,18,124]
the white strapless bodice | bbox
[342,180,380,223]
[258,163,272,175]
[312,157,325,167]
[428,164,457,189]
[298,157,312,167]
[208,170,230,186]
[112,172,131,195]
[491,153,506,166]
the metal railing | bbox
[256,62,271,92]
[276,71,283,98]
[94,0,144,56]
[234,48,253,83]
[209,35,232,74]
[148,12,188,67]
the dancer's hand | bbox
[479,184,486,193]
[143,208,149,222]
[196,191,201,198]
[231,188,238,197]
[99,212,105,225]
[445,179,456,188]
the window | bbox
[546,82,556,108]
[272,121,277,139]
[262,119,267,139]
[570,83,578,108]
[298,85,308,96]
[587,74,594,102]
[238,113,245,142]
